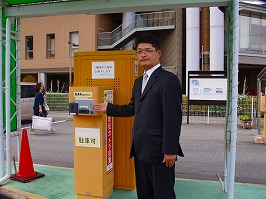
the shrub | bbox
[239,115,251,121]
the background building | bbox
[238,2,266,95]
[184,2,266,95]
[20,10,183,93]
[20,2,266,95]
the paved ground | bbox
[176,122,266,185]
[1,111,265,198]
[2,163,266,199]
[16,111,266,185]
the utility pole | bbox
[68,41,79,87]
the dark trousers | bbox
[134,157,176,199]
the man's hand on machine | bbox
[91,97,108,112]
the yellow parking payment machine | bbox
[70,86,114,199]
[74,50,141,190]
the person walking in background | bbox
[42,86,54,134]
[33,82,46,117]
[92,32,183,199]
[29,82,45,135]
[42,87,50,115]
[30,83,55,135]
[43,87,47,102]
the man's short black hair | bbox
[135,32,160,50]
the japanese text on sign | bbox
[75,127,100,148]
[74,92,92,98]
[92,61,114,79]
[106,116,113,174]
[189,78,227,101]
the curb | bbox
[0,187,47,199]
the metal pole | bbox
[223,7,230,193]
[0,2,4,179]
[257,81,261,134]
[0,17,12,185]
[5,17,12,180]
[207,105,210,125]
[228,0,239,198]
[69,44,72,87]
[251,97,254,127]
[68,41,79,87]
[201,46,204,70]
[15,19,22,164]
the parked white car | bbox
[20,82,35,121]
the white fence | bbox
[183,95,257,125]
[47,93,258,126]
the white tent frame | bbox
[0,1,239,199]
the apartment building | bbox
[20,3,266,95]
[20,10,183,93]
[238,2,266,95]
[20,13,120,92]
[185,3,266,95]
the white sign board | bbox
[189,78,227,101]
[75,127,100,148]
[92,61,114,79]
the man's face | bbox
[136,43,161,71]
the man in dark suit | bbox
[92,32,183,199]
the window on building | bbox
[240,14,250,53]
[47,34,55,58]
[25,36,33,59]
[250,13,261,53]
[239,11,266,55]
[261,15,266,54]
[69,32,79,57]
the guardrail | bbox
[97,11,175,48]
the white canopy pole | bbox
[186,8,200,95]
[0,2,4,179]
[228,0,239,199]
[0,17,12,185]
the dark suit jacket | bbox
[107,66,184,163]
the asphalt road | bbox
[14,113,74,168]
[10,112,266,185]
[176,123,266,185]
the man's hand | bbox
[91,98,108,112]
[162,154,177,167]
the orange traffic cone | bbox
[10,129,44,183]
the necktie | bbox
[141,73,148,94]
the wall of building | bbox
[96,14,121,33]
[200,7,210,71]
[158,8,183,83]
[20,14,97,74]
[238,3,266,95]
